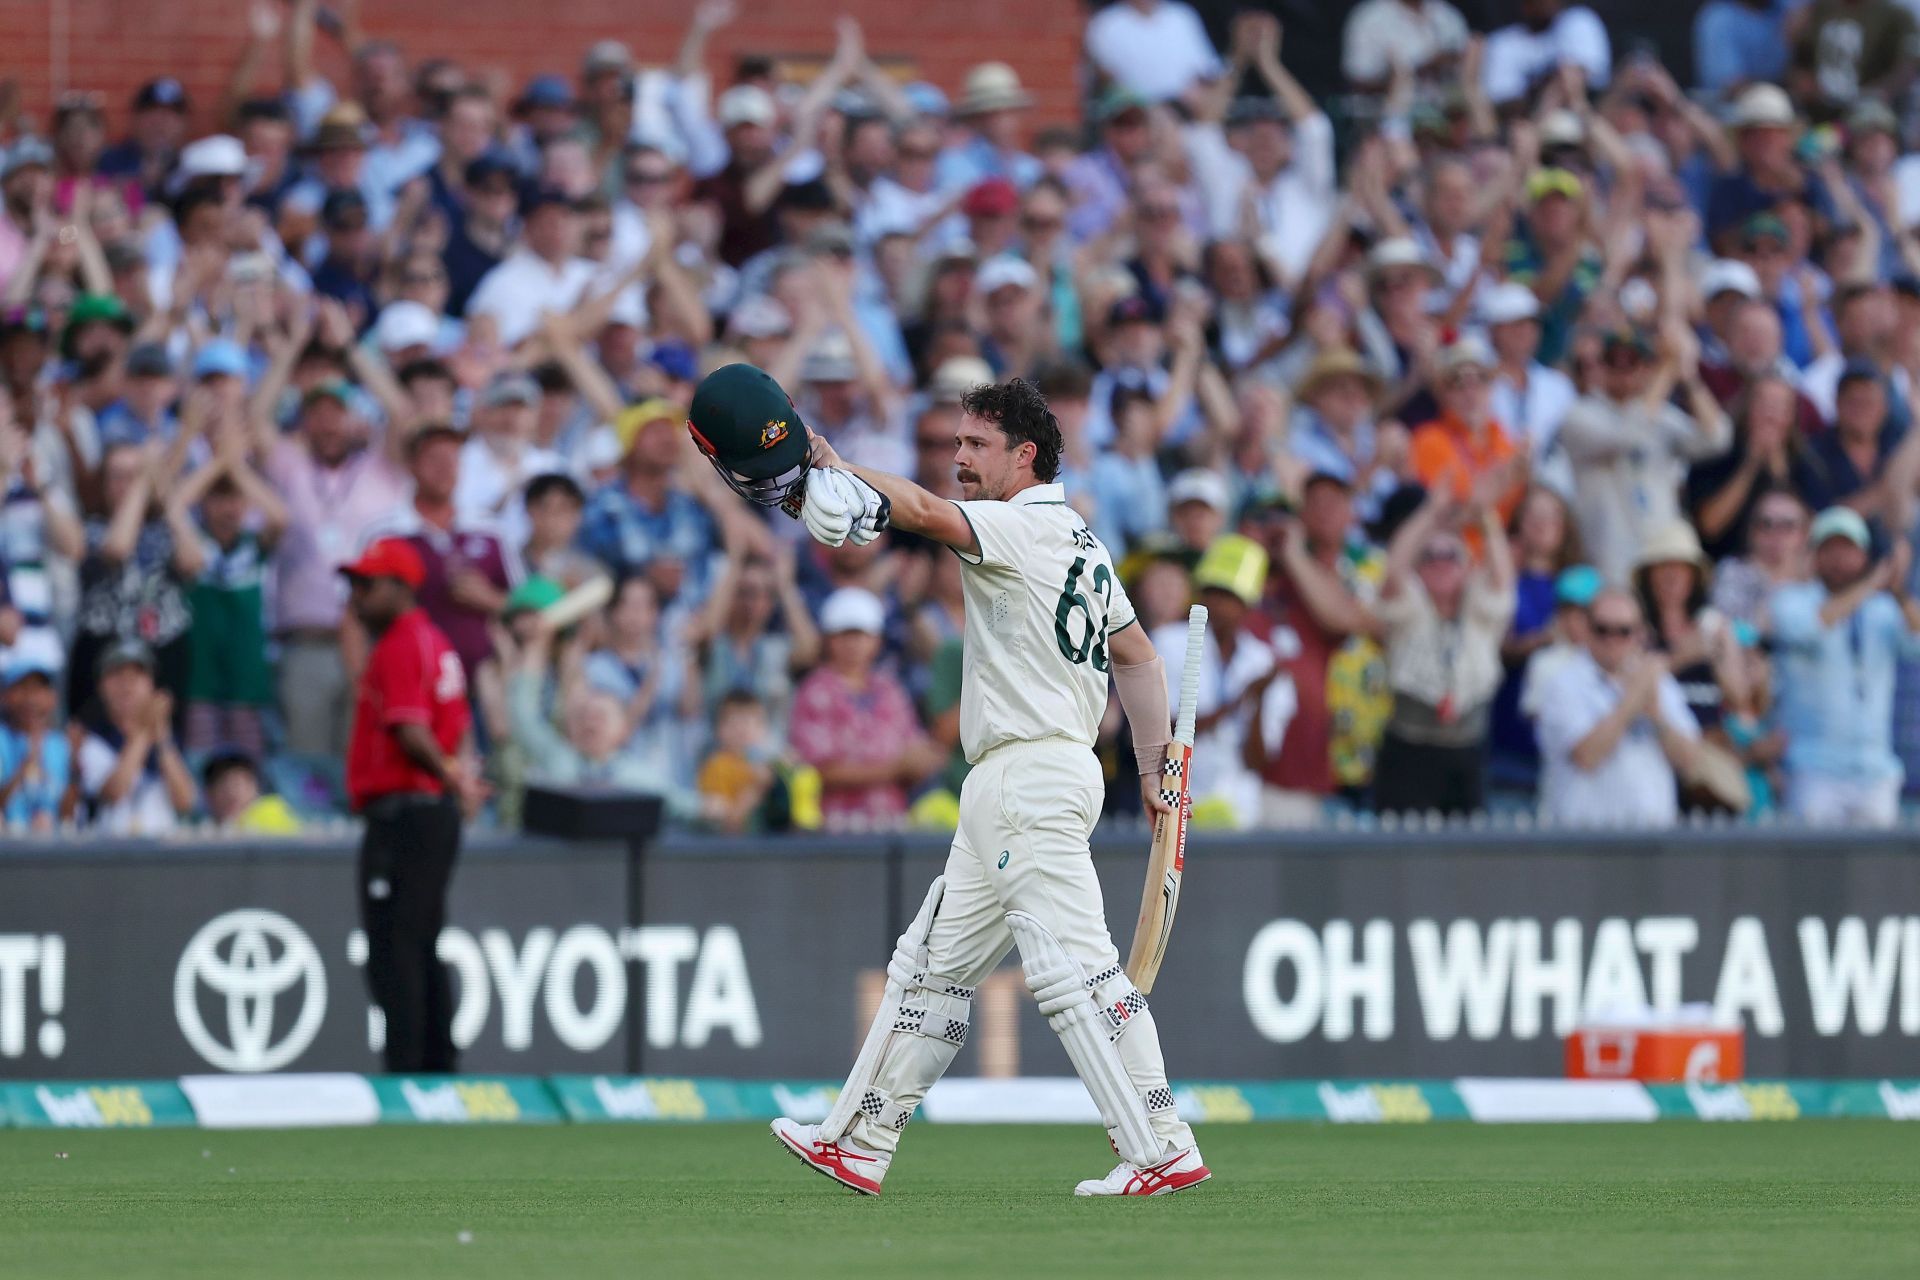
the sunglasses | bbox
[1755,515,1804,532]
[1592,622,1636,639]
[1420,547,1465,565]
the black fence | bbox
[1,824,1916,1080]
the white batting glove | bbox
[801,468,854,547]
[834,469,891,546]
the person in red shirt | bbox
[341,537,484,1074]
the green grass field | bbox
[2,1122,1915,1279]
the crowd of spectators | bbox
[6,0,1920,837]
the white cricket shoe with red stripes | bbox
[1073,1146,1211,1196]
[770,1118,892,1196]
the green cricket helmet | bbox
[687,362,812,515]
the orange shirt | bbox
[1410,413,1523,555]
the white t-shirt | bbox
[466,249,603,347]
[1342,0,1471,85]
[1185,113,1338,287]
[1482,6,1611,105]
[952,483,1137,763]
[453,437,568,552]
[1534,649,1699,827]
[1149,619,1287,829]
[1085,1,1223,102]
[79,734,182,836]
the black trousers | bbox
[358,793,462,1074]
[1371,731,1486,818]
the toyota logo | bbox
[174,910,328,1072]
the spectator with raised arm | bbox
[1371,467,1519,816]
[1767,507,1920,826]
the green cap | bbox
[687,362,813,509]
[1097,87,1151,121]
[61,292,132,358]
[504,574,566,616]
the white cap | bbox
[931,355,994,403]
[176,134,247,180]
[820,587,887,635]
[1436,333,1496,376]
[1730,83,1797,129]
[1365,236,1438,280]
[718,85,777,129]
[728,294,793,340]
[1167,468,1230,512]
[1700,258,1763,301]
[1539,109,1585,148]
[370,300,439,352]
[802,331,858,383]
[976,255,1039,295]
[1480,281,1540,325]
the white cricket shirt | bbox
[951,483,1137,764]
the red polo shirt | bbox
[345,607,470,811]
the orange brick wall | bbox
[1,0,1089,139]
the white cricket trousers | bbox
[849,736,1195,1155]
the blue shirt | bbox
[577,484,719,603]
[1287,409,1397,524]
[0,727,71,829]
[933,136,1041,196]
[1769,582,1920,783]
[1088,453,1167,555]
[1693,1,1795,94]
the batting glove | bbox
[801,468,855,547]
[835,469,892,546]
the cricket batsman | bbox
[687,363,1208,1197]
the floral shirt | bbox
[788,665,924,827]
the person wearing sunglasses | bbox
[1534,585,1702,826]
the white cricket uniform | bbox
[847,483,1194,1156]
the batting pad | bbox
[819,877,972,1144]
[1006,910,1162,1167]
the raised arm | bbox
[809,433,977,557]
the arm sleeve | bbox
[1114,653,1171,776]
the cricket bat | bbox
[537,575,613,632]
[1125,604,1207,994]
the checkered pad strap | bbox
[1143,1085,1177,1115]
[855,1084,916,1132]
[889,957,976,1049]
[1085,965,1149,1042]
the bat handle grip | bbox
[1175,605,1207,746]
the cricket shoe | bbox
[1073,1146,1210,1196]
[770,1118,891,1196]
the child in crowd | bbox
[0,657,76,832]
[697,689,786,832]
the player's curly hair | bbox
[960,377,1063,483]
